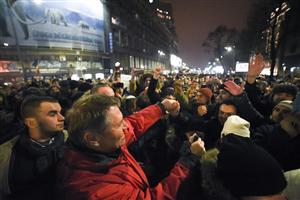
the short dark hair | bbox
[272,83,298,99]
[20,95,58,120]
[66,94,120,147]
[220,98,239,114]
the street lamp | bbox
[224,46,236,73]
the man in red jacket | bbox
[56,94,205,200]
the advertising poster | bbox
[0,0,105,52]
[235,62,249,72]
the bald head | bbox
[96,86,114,96]
[91,84,115,97]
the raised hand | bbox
[169,102,180,117]
[247,53,265,84]
[189,133,206,158]
[197,105,207,116]
[224,80,244,96]
[161,99,180,116]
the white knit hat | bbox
[125,95,136,100]
[275,100,293,110]
[221,115,250,138]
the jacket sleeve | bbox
[124,104,164,146]
[244,81,272,117]
[147,77,162,104]
[90,161,194,200]
[234,92,265,128]
[150,153,199,200]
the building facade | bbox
[0,0,178,81]
[264,0,300,75]
[107,0,178,74]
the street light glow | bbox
[158,50,165,56]
[115,62,121,67]
[225,46,233,52]
[33,0,43,5]
[3,43,9,46]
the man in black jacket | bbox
[245,53,298,118]
[0,95,66,200]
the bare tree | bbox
[202,25,238,73]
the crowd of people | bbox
[0,53,300,200]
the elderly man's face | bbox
[93,106,127,153]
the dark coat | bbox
[252,124,300,171]
[245,81,274,118]
[0,129,66,200]
[177,149,237,200]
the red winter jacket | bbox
[56,105,194,200]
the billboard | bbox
[170,54,182,68]
[235,62,249,72]
[0,0,105,52]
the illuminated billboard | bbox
[170,54,182,68]
[235,62,249,72]
[0,0,105,51]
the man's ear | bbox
[83,132,101,149]
[24,118,38,128]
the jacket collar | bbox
[18,129,65,157]
[63,140,123,173]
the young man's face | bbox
[218,104,237,125]
[98,106,127,153]
[35,102,65,137]
[216,89,231,104]
[271,105,291,123]
[196,92,209,105]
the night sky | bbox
[166,0,252,68]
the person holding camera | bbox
[56,94,206,200]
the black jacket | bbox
[252,124,300,171]
[9,131,65,200]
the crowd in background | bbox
[0,54,300,200]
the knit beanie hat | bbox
[217,135,287,197]
[221,115,250,138]
[161,87,175,98]
[198,88,213,100]
[125,95,136,100]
